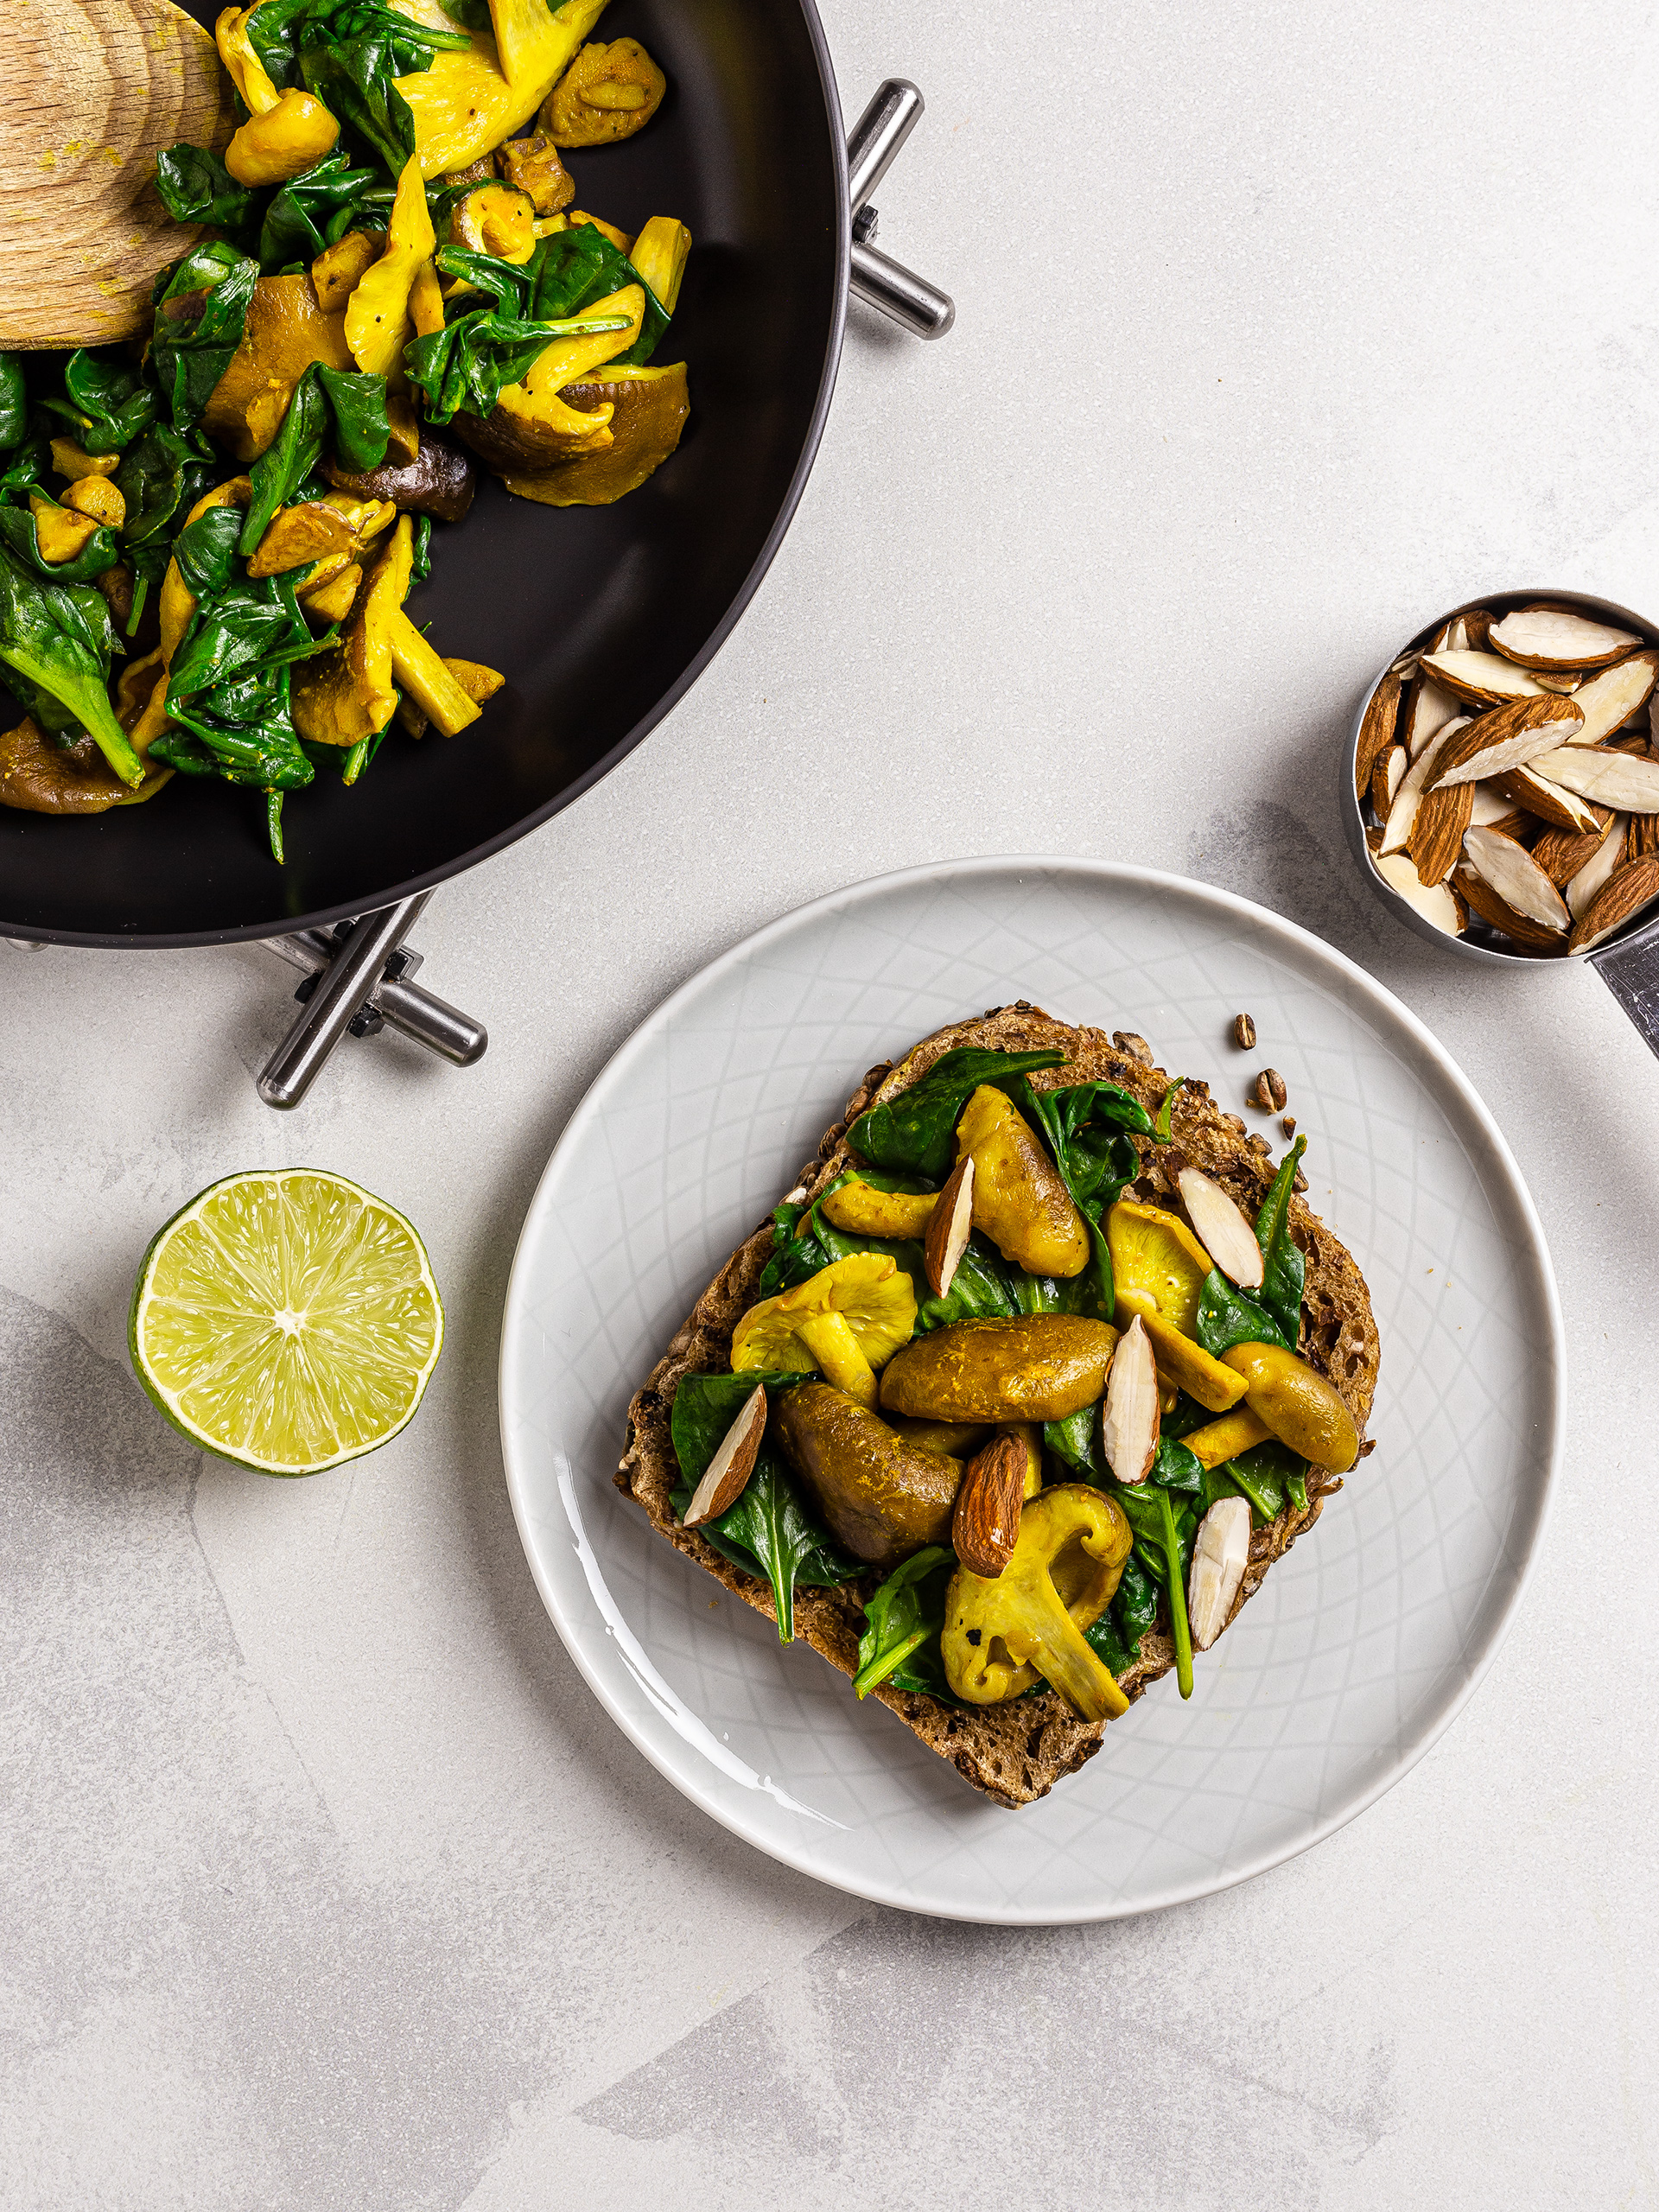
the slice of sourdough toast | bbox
[617,1003,1381,1809]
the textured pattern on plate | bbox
[498,861,1560,1922]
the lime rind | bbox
[130,1168,443,1477]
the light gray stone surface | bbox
[4,1,1658,2203]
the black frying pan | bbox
[0,0,848,947]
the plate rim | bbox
[497,855,1565,1923]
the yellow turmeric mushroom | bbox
[1104,1197,1248,1411]
[451,182,537,264]
[495,131,575,217]
[544,37,666,146]
[1220,1342,1359,1471]
[397,0,613,179]
[311,232,384,315]
[731,1254,918,1409]
[1180,1405,1272,1470]
[27,495,100,565]
[942,1485,1134,1719]
[954,1085,1089,1278]
[297,560,362,625]
[48,439,118,483]
[818,1180,939,1241]
[628,216,692,313]
[1106,1198,1214,1337]
[216,5,341,186]
[62,477,124,531]
[289,514,413,747]
[346,154,436,383]
[160,482,251,664]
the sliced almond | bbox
[1373,850,1465,935]
[1468,783,1521,827]
[1629,813,1659,860]
[1188,1496,1251,1650]
[1403,675,1461,760]
[924,1154,975,1298]
[1568,855,1659,952]
[1524,745,1659,814]
[1461,608,1493,651]
[1454,864,1568,954]
[1100,1313,1160,1486]
[1420,650,1547,707]
[1567,816,1628,918]
[1487,764,1605,835]
[1560,651,1659,746]
[1176,1166,1263,1289]
[1408,776,1474,884]
[1380,717,1468,854]
[951,1430,1030,1578]
[1369,741,1407,817]
[1445,617,1471,652]
[1461,825,1570,931]
[1529,818,1613,888]
[1531,669,1582,694]
[682,1385,768,1527]
[1487,605,1641,671]
[1354,670,1402,804]
[1429,693,1583,788]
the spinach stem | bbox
[854,1626,929,1700]
[1157,1485,1194,1698]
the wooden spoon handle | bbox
[0,0,232,349]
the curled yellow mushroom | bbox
[731,1254,917,1408]
[943,1485,1133,1719]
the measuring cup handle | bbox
[1590,911,1659,1063]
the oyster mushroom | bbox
[942,1485,1134,1719]
[954,1084,1088,1277]
[1219,1341,1358,1471]
[731,1254,918,1408]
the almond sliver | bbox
[1461,825,1570,931]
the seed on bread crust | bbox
[1232,1012,1255,1049]
[1250,1068,1287,1112]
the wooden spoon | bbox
[0,0,232,349]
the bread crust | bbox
[617,1004,1381,1809]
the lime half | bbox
[130,1169,443,1476]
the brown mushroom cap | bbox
[322,433,476,522]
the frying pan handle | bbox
[1590,911,1659,1064]
[845,81,955,340]
[257,894,487,1109]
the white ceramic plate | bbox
[499,860,1560,1923]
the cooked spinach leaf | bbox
[41,351,156,454]
[1224,1438,1308,1527]
[848,1047,1065,1180]
[258,152,379,269]
[156,145,256,238]
[669,1371,861,1642]
[1149,1435,1202,1494]
[1112,1479,1195,1696]
[0,499,120,586]
[240,365,331,553]
[530,222,671,365]
[1194,1268,1290,1357]
[404,310,631,426]
[1254,1134,1308,1344]
[0,554,141,783]
[116,424,215,553]
[0,354,27,449]
[317,364,390,472]
[150,245,258,439]
[854,1547,953,1698]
